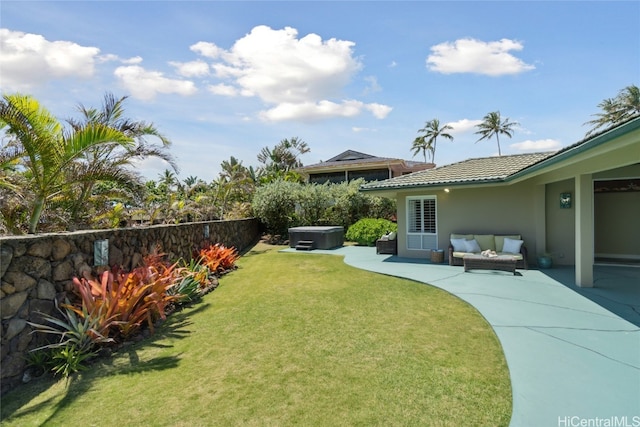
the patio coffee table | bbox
[463,254,518,275]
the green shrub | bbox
[252,178,397,234]
[295,182,333,226]
[251,179,300,235]
[346,218,397,246]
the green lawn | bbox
[1,244,511,426]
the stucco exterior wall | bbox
[393,164,640,265]
[545,179,576,265]
[395,181,540,262]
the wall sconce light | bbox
[444,188,450,193]
[560,192,572,209]
[94,239,109,266]
[204,224,210,238]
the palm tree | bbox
[410,136,432,163]
[0,93,133,233]
[65,93,178,227]
[474,111,518,156]
[158,169,179,192]
[411,119,454,164]
[0,145,28,233]
[257,137,310,174]
[584,85,640,136]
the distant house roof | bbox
[302,150,429,170]
[361,115,640,192]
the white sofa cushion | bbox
[464,239,482,253]
[502,237,524,254]
[450,238,468,252]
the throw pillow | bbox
[464,239,482,253]
[388,231,397,241]
[502,237,524,254]
[450,238,468,252]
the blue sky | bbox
[2,1,638,182]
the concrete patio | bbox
[283,246,640,427]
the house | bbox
[360,116,640,287]
[300,150,434,184]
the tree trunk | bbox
[28,195,45,234]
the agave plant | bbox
[168,259,207,304]
[172,275,202,304]
[28,300,114,377]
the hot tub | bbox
[288,226,344,250]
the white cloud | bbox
[123,56,143,65]
[365,103,392,119]
[446,118,483,135]
[98,54,142,64]
[352,127,376,132]
[114,65,197,101]
[190,41,224,59]
[427,38,535,76]
[192,25,390,121]
[510,139,561,152]
[207,83,238,97]
[170,59,210,77]
[259,99,364,122]
[0,29,100,90]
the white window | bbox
[407,197,437,250]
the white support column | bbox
[575,174,594,287]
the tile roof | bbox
[361,152,555,190]
[302,149,428,170]
[336,116,640,191]
[325,150,375,162]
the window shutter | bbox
[406,197,437,250]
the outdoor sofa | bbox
[448,233,529,270]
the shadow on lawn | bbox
[1,303,210,424]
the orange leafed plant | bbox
[69,252,181,339]
[198,243,239,275]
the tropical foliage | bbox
[474,111,518,156]
[0,93,178,234]
[585,84,640,136]
[27,301,114,377]
[257,136,309,183]
[251,178,396,236]
[411,118,454,164]
[64,93,178,229]
[198,243,240,275]
[27,242,240,377]
[0,93,134,233]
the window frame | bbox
[406,196,438,250]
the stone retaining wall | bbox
[0,218,259,394]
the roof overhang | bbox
[361,116,640,195]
